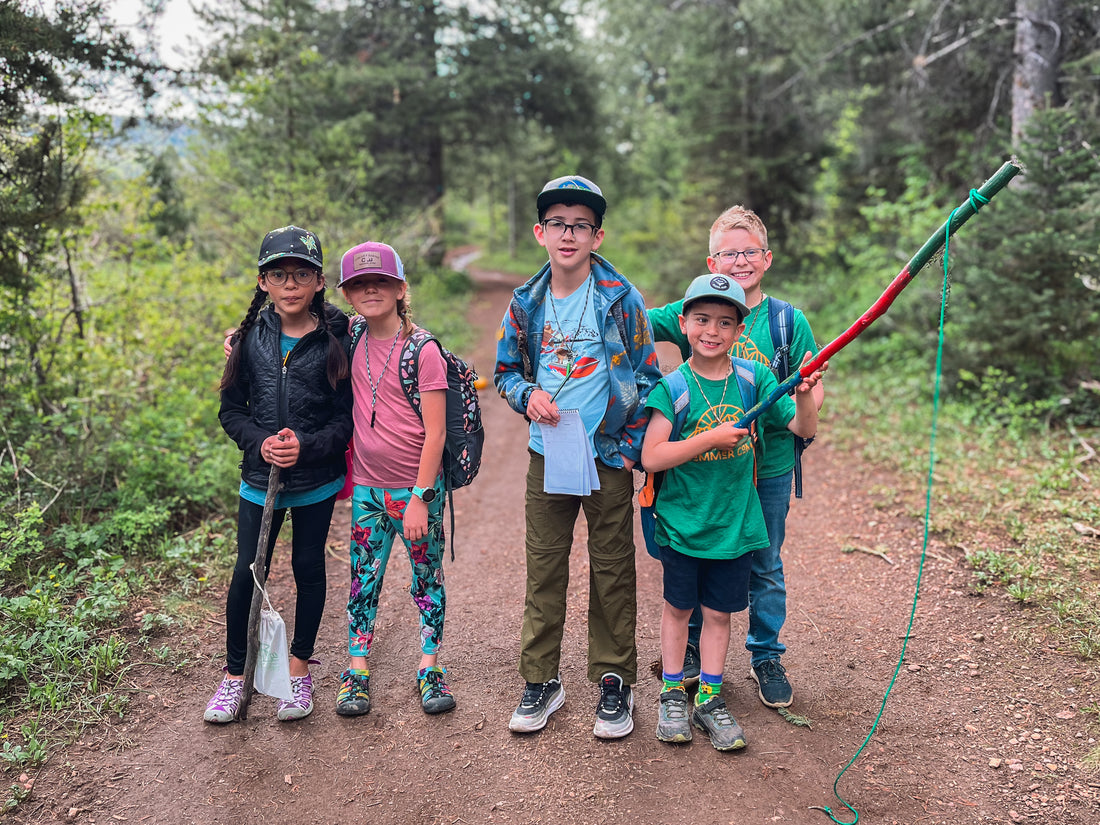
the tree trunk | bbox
[1011,0,1063,146]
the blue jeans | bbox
[687,471,792,667]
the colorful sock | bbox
[696,671,722,705]
[418,665,445,679]
[662,670,685,692]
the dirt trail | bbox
[12,264,1099,825]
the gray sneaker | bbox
[593,673,634,739]
[509,678,565,733]
[655,687,692,743]
[691,695,747,751]
[750,659,793,708]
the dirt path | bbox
[13,265,1099,824]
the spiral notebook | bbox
[538,409,600,495]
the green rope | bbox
[814,188,990,824]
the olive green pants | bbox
[519,451,638,685]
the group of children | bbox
[205,174,827,755]
[206,230,456,725]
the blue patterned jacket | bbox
[493,254,662,467]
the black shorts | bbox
[660,545,752,614]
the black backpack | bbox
[765,297,813,498]
[397,328,485,492]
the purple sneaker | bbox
[203,672,244,723]
[278,663,318,721]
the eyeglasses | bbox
[264,267,319,286]
[540,219,597,240]
[712,248,767,264]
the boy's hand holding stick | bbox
[734,159,1021,431]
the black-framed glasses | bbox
[264,267,320,286]
[713,248,767,264]
[541,218,597,240]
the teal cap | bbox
[682,274,750,320]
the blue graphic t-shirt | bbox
[528,275,611,455]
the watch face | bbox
[421,487,437,503]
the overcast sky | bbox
[107,0,202,70]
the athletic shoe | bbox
[508,678,565,733]
[682,642,701,686]
[750,659,793,708]
[593,673,634,739]
[655,687,692,744]
[418,666,457,714]
[692,695,747,751]
[203,672,244,723]
[277,672,315,721]
[336,668,371,716]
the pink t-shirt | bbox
[351,330,448,488]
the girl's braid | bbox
[398,289,415,337]
[220,285,267,391]
[311,287,350,388]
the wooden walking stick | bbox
[735,159,1022,431]
[238,460,280,720]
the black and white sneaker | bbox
[593,672,634,739]
[508,678,565,733]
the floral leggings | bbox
[347,483,447,658]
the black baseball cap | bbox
[536,175,607,221]
[257,225,323,270]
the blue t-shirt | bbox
[528,275,611,455]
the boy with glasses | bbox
[494,175,662,739]
[648,205,824,709]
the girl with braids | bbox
[333,241,456,718]
[206,225,353,723]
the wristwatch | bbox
[411,485,437,503]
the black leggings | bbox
[224,494,335,675]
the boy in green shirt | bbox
[648,205,824,709]
[641,273,825,750]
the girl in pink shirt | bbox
[335,241,455,717]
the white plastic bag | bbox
[250,564,295,702]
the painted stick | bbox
[238,461,280,720]
[735,159,1022,430]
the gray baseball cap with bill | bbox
[682,274,750,320]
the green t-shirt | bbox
[648,295,819,479]
[645,361,795,560]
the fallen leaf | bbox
[1055,709,1076,720]
[285,774,292,785]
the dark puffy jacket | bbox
[219,303,353,493]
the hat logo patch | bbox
[559,179,591,191]
[299,234,319,254]
[354,250,383,270]
[709,276,730,291]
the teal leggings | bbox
[346,483,446,658]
